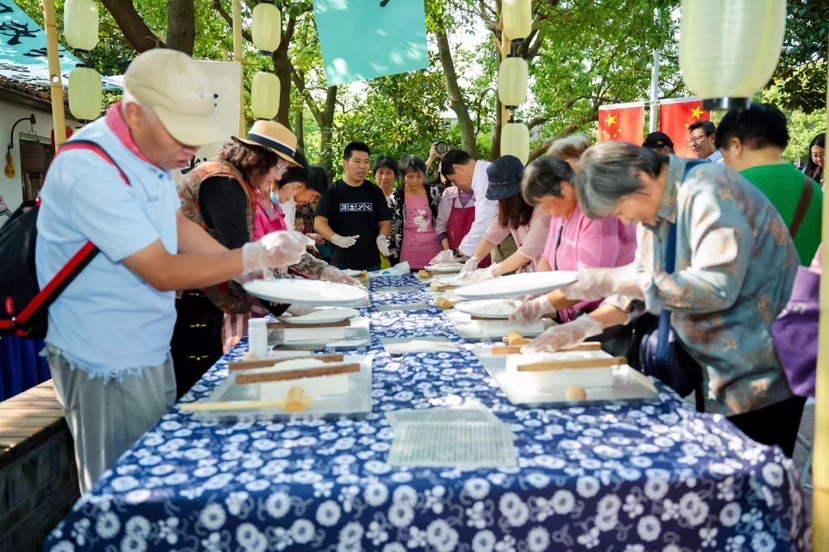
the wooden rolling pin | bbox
[490,342,602,355]
[181,387,314,414]
[516,356,627,372]
[235,363,361,385]
[229,354,345,371]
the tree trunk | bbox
[166,0,195,55]
[295,107,304,152]
[319,86,338,174]
[490,97,504,161]
[435,30,478,159]
[273,46,293,128]
[101,0,163,52]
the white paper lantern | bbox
[252,2,281,53]
[64,0,99,51]
[68,67,102,121]
[503,0,532,41]
[680,0,786,109]
[502,122,530,164]
[251,71,280,119]
[499,57,528,107]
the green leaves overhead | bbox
[12,0,825,171]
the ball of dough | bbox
[241,352,259,361]
[565,386,587,401]
[436,297,456,310]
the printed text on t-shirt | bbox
[340,202,374,212]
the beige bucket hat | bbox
[123,49,225,147]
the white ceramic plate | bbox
[453,299,515,319]
[243,279,368,307]
[455,271,578,300]
[433,274,466,286]
[343,269,362,277]
[426,263,463,273]
[280,307,360,325]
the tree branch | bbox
[291,68,325,126]
[101,0,164,52]
[212,0,252,43]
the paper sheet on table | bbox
[381,337,458,354]
[387,423,517,469]
[386,407,505,431]
[375,303,431,312]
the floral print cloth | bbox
[46,275,810,551]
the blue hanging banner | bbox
[313,0,429,86]
[0,0,119,88]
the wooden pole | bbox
[500,19,510,127]
[232,0,245,136]
[813,44,829,552]
[42,0,67,151]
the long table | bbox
[46,274,811,551]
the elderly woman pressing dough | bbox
[522,141,804,457]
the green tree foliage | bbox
[13,0,826,174]
[771,0,829,113]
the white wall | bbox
[0,99,81,225]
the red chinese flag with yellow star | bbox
[659,97,711,158]
[598,102,645,144]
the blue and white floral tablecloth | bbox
[46,275,811,551]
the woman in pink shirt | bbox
[510,156,636,324]
[459,155,552,279]
[388,155,443,269]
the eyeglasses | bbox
[687,135,710,146]
[811,152,825,161]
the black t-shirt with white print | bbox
[314,179,392,270]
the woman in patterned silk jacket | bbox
[523,141,803,458]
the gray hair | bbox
[521,157,575,206]
[546,134,592,160]
[122,88,156,118]
[575,141,668,219]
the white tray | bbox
[445,310,552,341]
[475,348,658,408]
[270,317,371,350]
[188,355,374,422]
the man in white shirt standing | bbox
[439,149,497,258]
[688,120,724,164]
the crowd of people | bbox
[32,48,824,494]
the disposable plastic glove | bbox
[459,256,481,278]
[376,235,391,256]
[509,295,555,325]
[321,266,362,287]
[521,315,604,354]
[461,263,503,283]
[242,231,313,276]
[429,250,459,266]
[563,263,644,302]
[331,234,359,248]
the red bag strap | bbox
[12,140,130,334]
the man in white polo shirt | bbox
[36,49,311,493]
[438,149,496,257]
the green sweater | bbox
[741,163,823,265]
